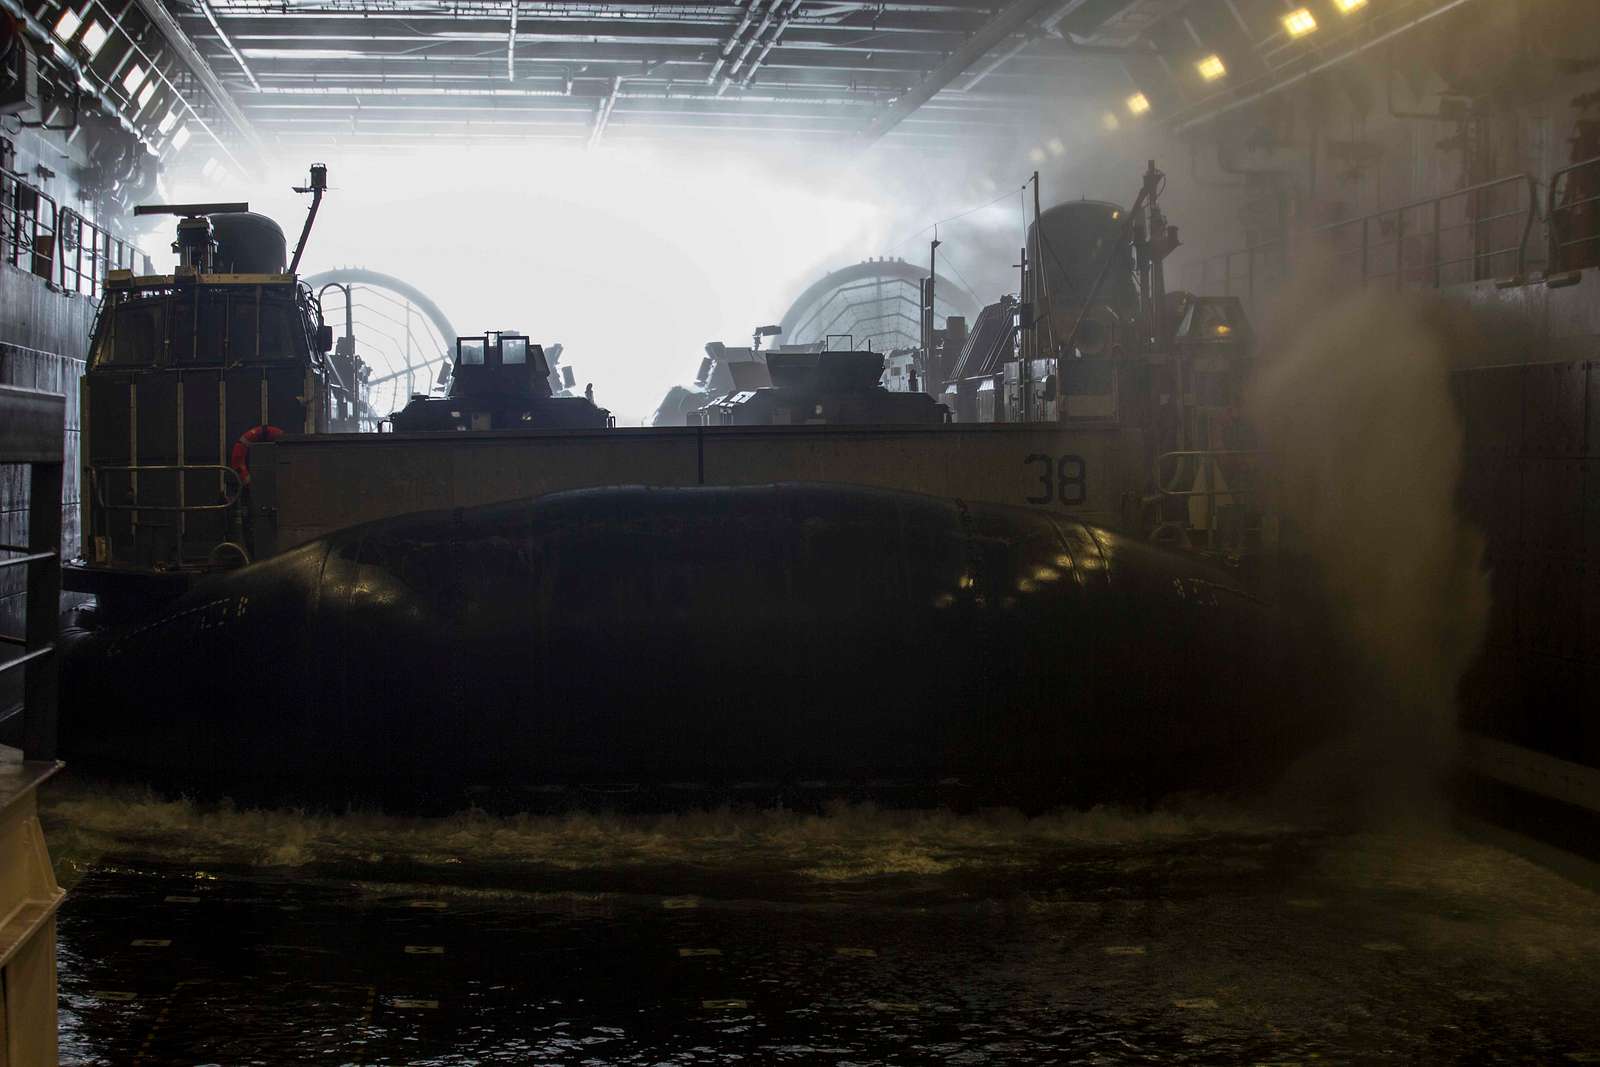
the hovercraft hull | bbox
[60,484,1314,808]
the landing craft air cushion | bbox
[51,160,1307,809]
[58,483,1321,808]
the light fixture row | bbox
[50,3,197,157]
[1122,0,1373,117]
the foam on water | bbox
[42,777,1292,888]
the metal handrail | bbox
[1,168,149,296]
[1154,449,1268,498]
[1152,449,1270,556]
[1181,240,1284,302]
[1181,171,1539,299]
[0,645,54,677]
[91,463,244,512]
[57,207,153,299]
[1315,174,1537,287]
[1547,154,1600,271]
[0,167,56,277]
[0,550,57,568]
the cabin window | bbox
[459,339,485,365]
[170,292,229,363]
[229,295,261,359]
[502,338,528,365]
[94,288,309,367]
[96,300,167,365]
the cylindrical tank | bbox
[59,484,1320,808]
[1027,201,1139,317]
[210,211,288,274]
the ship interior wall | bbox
[1127,0,1600,780]
[0,125,128,705]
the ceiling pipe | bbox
[245,85,581,97]
[738,0,804,88]
[507,0,518,81]
[196,0,261,91]
[587,74,622,146]
[725,2,778,81]
[706,0,761,86]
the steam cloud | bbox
[1248,287,1492,822]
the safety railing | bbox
[1183,240,1285,305]
[1181,172,1540,302]
[1,168,151,297]
[90,462,246,569]
[91,463,245,514]
[0,168,57,281]
[0,385,64,760]
[58,208,153,299]
[1547,155,1600,272]
[1316,173,1537,289]
[1152,449,1270,555]
[0,389,66,1067]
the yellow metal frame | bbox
[0,759,63,1067]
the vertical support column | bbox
[0,383,65,1065]
[20,456,61,762]
[0,763,65,1067]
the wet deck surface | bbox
[40,779,1600,1065]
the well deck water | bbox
[41,778,1600,1065]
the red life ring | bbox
[229,424,284,488]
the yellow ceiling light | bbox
[1195,54,1226,81]
[1101,111,1121,131]
[170,124,191,150]
[80,20,108,57]
[121,64,146,95]
[1126,92,1151,115]
[52,8,81,41]
[1333,0,1368,10]
[1283,8,1318,37]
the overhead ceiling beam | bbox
[229,67,1092,101]
[266,120,977,143]
[132,0,269,163]
[175,13,993,46]
[221,47,972,75]
[178,10,998,37]
[192,34,977,63]
[856,0,1075,143]
[195,0,260,91]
